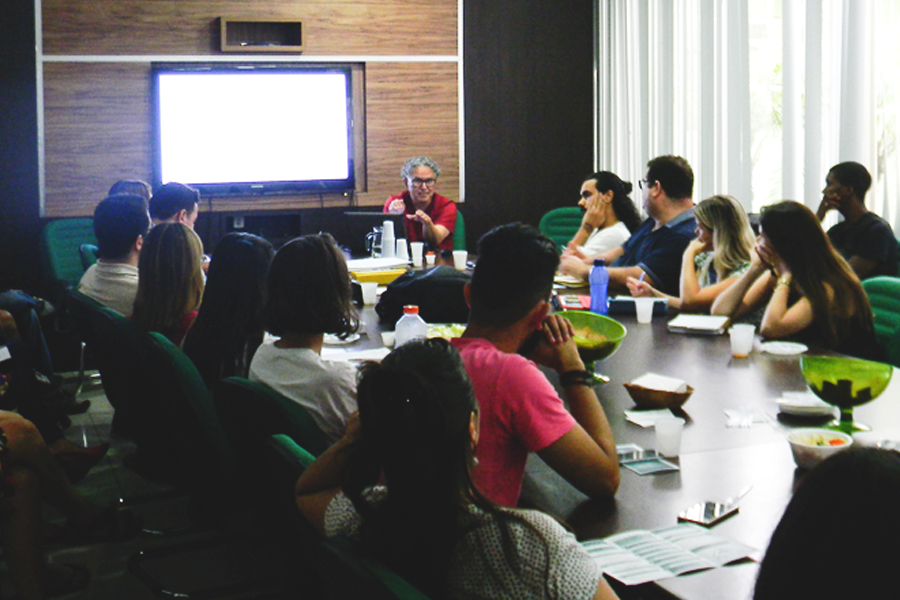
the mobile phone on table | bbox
[678,501,739,527]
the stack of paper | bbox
[667,314,730,335]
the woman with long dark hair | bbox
[131,222,205,346]
[565,171,643,257]
[712,200,876,357]
[627,195,755,312]
[295,339,618,599]
[182,232,274,388]
[248,233,359,443]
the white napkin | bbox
[630,372,688,393]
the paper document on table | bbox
[321,347,391,363]
[667,314,729,335]
[582,523,757,586]
[630,372,688,393]
[0,345,10,363]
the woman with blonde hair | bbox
[712,201,877,358]
[132,222,204,346]
[627,195,755,312]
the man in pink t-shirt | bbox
[451,223,619,507]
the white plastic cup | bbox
[453,250,468,270]
[655,416,685,456]
[360,282,378,305]
[410,242,425,264]
[635,298,654,324]
[729,324,756,358]
[381,331,395,348]
[425,253,436,266]
[382,220,395,238]
[395,238,409,261]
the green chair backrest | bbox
[539,207,582,253]
[862,276,900,368]
[42,218,97,286]
[145,332,236,486]
[321,536,433,600]
[453,207,466,251]
[214,377,331,459]
[80,243,99,270]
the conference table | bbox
[338,270,900,600]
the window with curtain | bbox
[596,0,900,232]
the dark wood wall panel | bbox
[42,0,457,56]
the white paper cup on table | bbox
[382,220,394,238]
[453,250,468,270]
[360,282,378,305]
[635,298,654,324]
[425,252,436,266]
[655,416,685,456]
[729,324,756,358]
[410,242,425,264]
[395,238,409,261]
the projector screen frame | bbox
[150,61,357,198]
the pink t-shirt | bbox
[451,337,576,507]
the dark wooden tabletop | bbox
[341,295,900,600]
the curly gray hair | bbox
[401,156,442,180]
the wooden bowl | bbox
[623,383,694,410]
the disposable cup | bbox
[360,282,378,306]
[382,220,395,238]
[655,416,685,456]
[410,242,425,264]
[453,250,468,270]
[729,324,756,358]
[635,298,654,324]
[425,253,436,266]
[395,238,409,261]
[381,331,395,348]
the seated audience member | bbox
[149,182,200,229]
[131,223,204,346]
[559,155,696,295]
[295,339,619,600]
[0,411,140,600]
[565,171,642,256]
[384,156,458,251]
[816,161,899,279]
[248,234,359,444]
[78,193,150,317]
[627,195,755,312]
[183,233,274,389]
[712,201,877,358]
[108,179,152,202]
[754,448,900,600]
[450,223,619,507]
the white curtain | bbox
[597,0,900,232]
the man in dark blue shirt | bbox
[560,155,696,295]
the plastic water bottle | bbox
[394,305,428,347]
[589,259,609,315]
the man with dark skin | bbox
[816,162,898,279]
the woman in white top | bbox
[295,339,619,600]
[626,195,755,312]
[564,171,643,258]
[248,234,359,443]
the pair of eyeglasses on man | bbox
[410,178,436,187]
[638,178,656,190]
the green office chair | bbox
[539,207,582,253]
[214,377,331,461]
[321,536,433,600]
[454,207,466,251]
[79,243,99,270]
[42,218,96,287]
[862,276,900,368]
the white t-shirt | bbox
[579,221,631,256]
[78,261,139,317]
[325,488,604,600]
[248,339,357,443]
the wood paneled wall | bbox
[40,0,459,217]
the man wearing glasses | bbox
[559,155,695,295]
[384,156,458,251]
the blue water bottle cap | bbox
[593,259,606,267]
